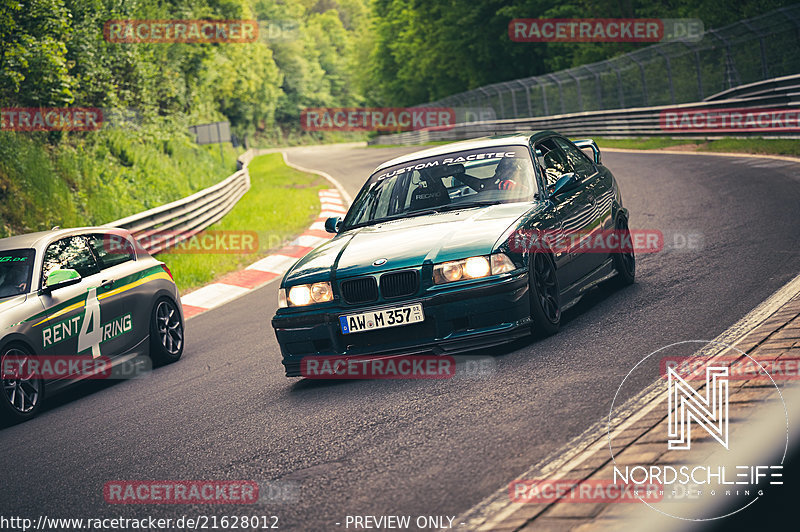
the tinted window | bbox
[534,138,572,188]
[553,138,596,177]
[42,236,100,283]
[87,234,134,269]
[0,249,35,298]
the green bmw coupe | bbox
[272,132,635,377]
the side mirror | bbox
[550,173,579,197]
[324,217,341,234]
[573,139,601,164]
[42,268,81,293]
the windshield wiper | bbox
[433,200,502,212]
[346,209,438,230]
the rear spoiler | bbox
[573,139,601,164]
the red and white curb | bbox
[180,189,347,319]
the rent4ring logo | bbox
[609,341,788,521]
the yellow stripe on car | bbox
[33,271,172,326]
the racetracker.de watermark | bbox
[1,355,151,380]
[509,479,663,503]
[300,107,455,132]
[104,231,259,255]
[1,108,103,131]
[301,355,456,379]
[103,20,258,43]
[509,18,703,42]
[509,229,663,254]
[661,355,800,381]
[104,481,258,504]
[660,107,800,133]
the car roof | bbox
[0,227,128,252]
[373,131,556,172]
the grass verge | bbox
[156,153,326,293]
[593,137,800,157]
[368,137,800,158]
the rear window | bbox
[88,233,135,269]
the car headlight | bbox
[279,282,334,307]
[434,253,517,284]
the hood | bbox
[284,203,536,285]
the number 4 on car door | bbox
[77,288,101,358]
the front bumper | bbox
[271,271,532,377]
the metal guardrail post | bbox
[541,78,550,116]
[504,82,519,117]
[478,87,492,116]
[679,41,705,100]
[564,69,584,112]
[653,46,676,104]
[494,86,507,119]
[607,60,626,108]
[741,20,770,80]
[517,79,533,117]
[582,65,603,110]
[627,53,649,106]
[707,29,741,89]
[546,74,565,114]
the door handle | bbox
[100,279,115,289]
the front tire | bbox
[529,253,561,337]
[149,298,184,366]
[0,344,44,424]
[611,216,635,287]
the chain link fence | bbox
[423,4,800,121]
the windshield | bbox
[0,249,35,299]
[342,145,537,229]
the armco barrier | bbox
[104,149,257,254]
[420,5,800,119]
[371,75,800,144]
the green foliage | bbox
[0,0,370,236]
[0,128,239,237]
[365,0,799,106]
[1,0,795,240]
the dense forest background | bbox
[0,0,795,235]
[2,0,796,139]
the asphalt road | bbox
[1,144,799,531]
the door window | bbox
[42,236,100,284]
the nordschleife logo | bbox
[667,364,729,450]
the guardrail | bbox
[104,149,257,254]
[419,5,800,120]
[704,73,800,101]
[371,78,800,145]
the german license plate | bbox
[339,303,424,334]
